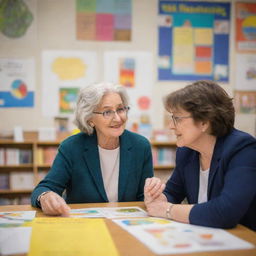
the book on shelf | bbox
[9,172,34,190]
[37,147,58,165]
[0,174,9,189]
[152,147,176,166]
[0,148,32,165]
[0,197,30,205]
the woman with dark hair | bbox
[144,80,256,231]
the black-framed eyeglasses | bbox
[93,106,130,119]
[170,114,192,126]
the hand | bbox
[146,201,170,219]
[40,191,71,216]
[144,177,165,204]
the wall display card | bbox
[234,91,256,114]
[158,1,230,82]
[42,50,98,117]
[235,54,256,91]
[104,51,154,137]
[236,2,256,52]
[113,217,254,254]
[76,0,132,41]
[0,211,36,227]
[70,206,147,218]
[0,58,35,107]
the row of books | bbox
[0,148,32,165]
[36,147,58,165]
[152,147,176,166]
[0,196,31,205]
[0,171,48,190]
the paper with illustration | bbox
[113,217,254,254]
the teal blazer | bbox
[31,130,153,207]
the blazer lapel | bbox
[208,137,223,197]
[186,151,200,203]
[118,131,132,201]
[82,133,108,202]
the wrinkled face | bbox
[168,108,208,149]
[90,92,128,141]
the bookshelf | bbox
[0,140,59,205]
[0,137,177,205]
[151,140,177,182]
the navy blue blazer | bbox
[164,128,256,230]
[31,130,153,207]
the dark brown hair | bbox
[164,80,234,137]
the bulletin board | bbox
[158,1,230,82]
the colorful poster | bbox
[0,58,35,107]
[235,54,256,91]
[119,58,135,87]
[236,2,256,52]
[158,1,230,82]
[104,51,153,138]
[76,0,132,41]
[42,50,98,117]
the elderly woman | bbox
[144,80,256,231]
[31,82,153,216]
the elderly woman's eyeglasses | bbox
[93,106,130,119]
[170,114,192,126]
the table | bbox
[0,201,256,256]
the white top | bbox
[98,146,120,202]
[198,167,210,204]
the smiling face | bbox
[90,92,128,148]
[169,108,209,150]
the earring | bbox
[90,122,94,128]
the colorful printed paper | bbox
[0,211,36,227]
[113,217,254,254]
[70,206,147,218]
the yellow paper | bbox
[28,218,119,256]
[194,28,213,45]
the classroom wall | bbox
[0,0,255,137]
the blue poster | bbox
[158,1,230,82]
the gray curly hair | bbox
[74,82,129,135]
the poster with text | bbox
[158,1,230,82]
[0,58,35,108]
[42,50,98,117]
[104,51,153,138]
[236,2,256,52]
[76,0,132,41]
